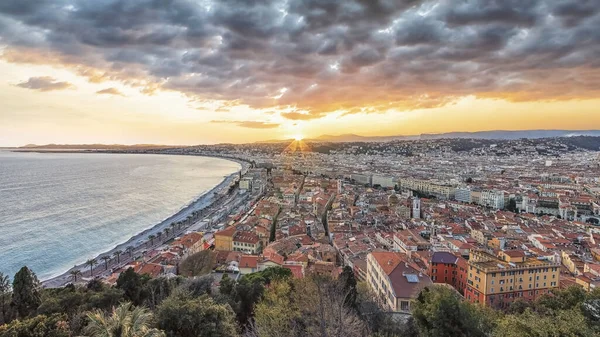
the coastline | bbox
[41,154,247,288]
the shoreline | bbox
[41,154,247,288]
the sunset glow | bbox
[0,1,599,146]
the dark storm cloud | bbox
[1,0,599,116]
[15,76,74,91]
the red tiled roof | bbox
[240,255,258,268]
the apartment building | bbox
[465,250,560,308]
[480,190,505,209]
[455,186,472,203]
[399,178,456,200]
[367,252,433,313]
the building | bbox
[429,252,468,295]
[239,178,253,191]
[232,231,261,254]
[372,174,395,188]
[412,197,421,219]
[464,250,560,308]
[215,226,236,251]
[480,190,505,209]
[367,252,433,313]
[455,186,472,203]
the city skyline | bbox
[1,0,600,146]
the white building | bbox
[480,190,505,209]
[455,186,472,203]
[372,174,395,188]
[412,197,421,219]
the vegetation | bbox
[178,251,217,277]
[2,265,600,337]
[85,302,164,337]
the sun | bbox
[294,134,304,141]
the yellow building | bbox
[214,226,236,251]
[465,250,560,309]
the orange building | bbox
[214,226,236,251]
[465,250,560,309]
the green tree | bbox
[126,246,135,257]
[412,286,496,337]
[157,294,238,337]
[178,251,216,277]
[148,235,156,246]
[116,268,145,306]
[114,250,123,264]
[0,272,11,324]
[85,302,164,337]
[0,313,70,337]
[11,266,41,318]
[101,256,111,270]
[86,259,98,277]
[70,269,82,283]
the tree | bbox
[0,272,10,324]
[178,251,216,277]
[114,250,123,264]
[164,228,170,238]
[148,235,156,246]
[70,269,82,283]
[0,313,70,337]
[116,268,145,306]
[412,286,496,337]
[101,256,111,270]
[338,266,358,310]
[157,294,238,337]
[11,266,41,318]
[85,302,164,337]
[86,259,98,277]
[126,246,135,257]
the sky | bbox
[0,0,599,146]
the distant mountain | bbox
[303,130,600,143]
[18,144,183,150]
[419,130,600,140]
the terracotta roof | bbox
[371,252,405,275]
[215,225,237,237]
[234,231,260,244]
[240,255,258,268]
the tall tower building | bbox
[412,197,421,219]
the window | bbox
[400,301,410,312]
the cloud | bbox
[1,0,599,117]
[96,88,125,96]
[281,112,326,121]
[211,120,280,129]
[15,76,74,92]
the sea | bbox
[0,151,241,280]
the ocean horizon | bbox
[0,151,240,280]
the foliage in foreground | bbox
[2,266,600,337]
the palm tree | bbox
[114,250,123,264]
[170,222,176,233]
[156,232,162,242]
[126,246,135,257]
[163,228,170,238]
[70,269,82,283]
[86,259,98,277]
[85,302,164,337]
[101,256,111,270]
[177,222,182,230]
[148,234,156,246]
